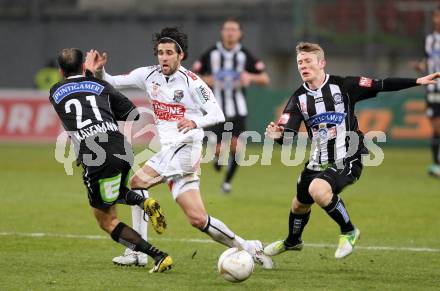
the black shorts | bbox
[426,93,440,118]
[81,157,132,209]
[296,156,363,205]
[427,103,440,118]
[205,116,246,142]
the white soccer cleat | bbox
[136,252,148,266]
[112,249,148,267]
[428,164,440,178]
[221,182,232,193]
[335,228,361,259]
[244,240,274,269]
[112,249,138,266]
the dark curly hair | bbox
[153,27,188,60]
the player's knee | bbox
[308,179,331,200]
[308,180,321,198]
[230,142,238,153]
[129,175,142,189]
[215,143,221,155]
[292,198,310,214]
[96,217,113,234]
[189,213,207,229]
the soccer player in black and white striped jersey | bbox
[413,6,440,177]
[193,18,270,193]
[264,42,440,260]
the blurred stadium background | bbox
[0,0,438,144]
[1,1,439,290]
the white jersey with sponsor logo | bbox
[102,65,224,145]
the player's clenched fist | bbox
[265,122,284,140]
[177,118,197,133]
[85,49,107,74]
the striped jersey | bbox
[193,41,266,118]
[278,74,384,168]
[425,32,440,102]
[49,74,137,163]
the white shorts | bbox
[146,143,202,199]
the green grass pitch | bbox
[0,143,439,290]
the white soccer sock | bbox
[202,215,246,249]
[132,189,148,241]
[123,202,146,255]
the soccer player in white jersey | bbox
[86,27,273,269]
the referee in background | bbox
[193,18,270,193]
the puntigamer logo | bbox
[306,112,347,127]
[53,81,104,104]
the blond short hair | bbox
[296,42,325,60]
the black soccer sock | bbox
[110,222,165,260]
[323,195,354,234]
[123,190,147,208]
[285,210,310,246]
[432,133,440,165]
[213,154,222,171]
[225,153,239,183]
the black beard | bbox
[162,65,178,76]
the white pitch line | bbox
[0,232,439,253]
[305,243,440,253]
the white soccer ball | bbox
[218,247,254,283]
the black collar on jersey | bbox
[303,74,330,93]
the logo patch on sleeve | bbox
[359,77,373,88]
[195,85,210,104]
[255,61,265,71]
[186,70,198,81]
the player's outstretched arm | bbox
[240,71,270,87]
[416,72,440,85]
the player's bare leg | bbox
[265,179,360,259]
[175,188,273,269]
[130,166,167,234]
[93,205,172,273]
[131,165,165,190]
[213,142,222,172]
[221,136,240,193]
[113,189,149,267]
[309,179,360,259]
